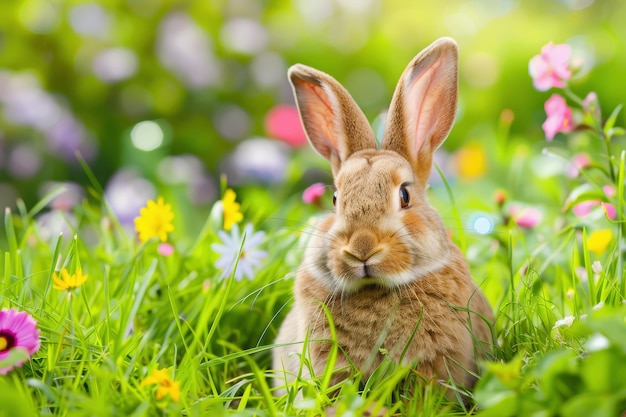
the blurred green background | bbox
[1,0,625,220]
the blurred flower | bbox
[572,200,596,217]
[92,47,138,83]
[601,203,616,220]
[35,210,77,244]
[587,228,612,255]
[571,186,616,220]
[454,143,487,180]
[157,243,175,257]
[68,3,111,38]
[603,185,616,197]
[220,18,268,55]
[0,71,94,163]
[529,42,572,91]
[582,91,601,124]
[553,315,575,329]
[221,189,243,231]
[134,197,175,242]
[493,189,507,206]
[53,268,88,291]
[105,169,156,226]
[224,138,290,184]
[302,183,326,204]
[592,260,603,275]
[157,12,221,88]
[211,223,267,281]
[542,94,574,141]
[0,308,40,375]
[141,368,180,402]
[510,205,542,228]
[40,181,84,211]
[566,153,590,178]
[264,105,307,147]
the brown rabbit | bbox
[273,38,494,398]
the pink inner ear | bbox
[296,81,340,160]
[406,60,443,157]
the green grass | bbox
[1,135,625,416]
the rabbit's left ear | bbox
[382,38,458,186]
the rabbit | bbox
[273,37,494,399]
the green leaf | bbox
[603,104,623,137]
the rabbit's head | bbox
[291,38,460,294]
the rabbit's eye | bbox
[332,191,337,206]
[399,184,410,208]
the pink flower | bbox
[566,153,591,178]
[264,105,308,147]
[572,186,616,220]
[602,203,616,220]
[603,185,616,197]
[529,42,572,91]
[157,242,175,257]
[572,200,596,217]
[0,309,40,374]
[302,183,326,204]
[510,206,542,228]
[542,94,574,141]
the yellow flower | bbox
[134,197,175,242]
[141,368,180,402]
[53,268,88,291]
[455,142,487,180]
[587,228,612,255]
[222,189,243,231]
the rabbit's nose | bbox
[344,231,379,262]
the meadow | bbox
[2,2,626,416]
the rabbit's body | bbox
[273,38,494,395]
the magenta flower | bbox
[264,105,308,147]
[510,205,542,228]
[542,94,574,141]
[0,309,40,374]
[302,183,326,204]
[157,242,175,257]
[529,42,572,91]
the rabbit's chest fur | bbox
[296,261,481,385]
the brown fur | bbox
[273,38,494,398]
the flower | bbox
[264,105,307,147]
[510,205,542,228]
[53,268,88,291]
[493,189,507,206]
[455,143,487,180]
[572,186,616,220]
[0,309,40,374]
[529,42,572,91]
[157,242,175,257]
[553,315,575,329]
[542,94,574,141]
[302,183,326,204]
[587,228,612,255]
[141,368,180,402]
[134,197,175,242]
[211,223,267,281]
[221,189,243,231]
[566,153,591,178]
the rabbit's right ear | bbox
[382,38,458,188]
[289,64,376,174]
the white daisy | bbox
[211,223,267,280]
